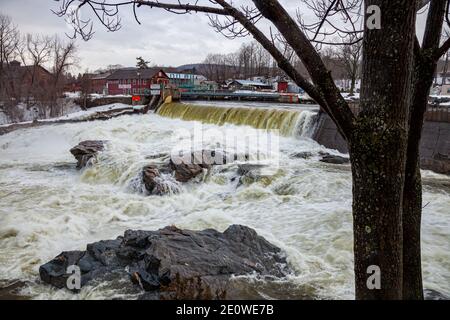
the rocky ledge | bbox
[70,140,106,169]
[39,225,289,300]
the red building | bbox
[106,68,170,95]
[277,80,289,93]
[1,60,53,99]
[91,73,110,94]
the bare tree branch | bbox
[252,0,355,139]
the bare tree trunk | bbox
[350,0,417,299]
[402,0,447,300]
[441,52,448,85]
[402,58,434,300]
[349,76,356,96]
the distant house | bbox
[91,73,110,94]
[229,79,273,91]
[166,72,207,89]
[440,84,450,96]
[200,80,219,91]
[106,68,169,95]
[277,80,289,93]
[1,60,53,100]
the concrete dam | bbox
[157,102,450,174]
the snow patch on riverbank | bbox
[0,103,137,128]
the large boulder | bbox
[39,225,289,299]
[319,152,350,165]
[70,140,106,169]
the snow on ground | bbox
[0,100,82,125]
[40,103,133,122]
[63,92,132,100]
[90,93,132,99]
[341,92,360,100]
[63,92,81,99]
[0,103,139,128]
[233,90,278,95]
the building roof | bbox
[91,73,110,80]
[1,61,52,81]
[106,68,169,80]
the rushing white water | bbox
[0,107,449,300]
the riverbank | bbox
[0,104,141,136]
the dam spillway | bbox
[156,102,318,137]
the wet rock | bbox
[142,165,180,196]
[70,140,105,169]
[169,150,227,182]
[145,153,169,160]
[421,153,450,174]
[237,164,268,176]
[0,280,29,300]
[319,152,350,165]
[290,152,313,159]
[170,162,206,183]
[236,164,279,187]
[39,225,289,300]
[424,289,450,300]
[142,165,161,194]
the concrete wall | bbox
[313,113,450,174]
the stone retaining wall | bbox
[313,112,450,174]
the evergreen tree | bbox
[136,56,150,69]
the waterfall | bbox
[157,103,318,138]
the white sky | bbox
[0,0,429,72]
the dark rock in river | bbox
[236,164,279,187]
[169,150,227,182]
[237,164,268,176]
[170,162,206,183]
[0,280,29,300]
[421,153,450,175]
[70,140,105,169]
[39,225,289,299]
[319,153,350,165]
[142,165,180,196]
[424,288,450,300]
[290,152,313,159]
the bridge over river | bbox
[180,90,317,104]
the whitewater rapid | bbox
[0,106,449,299]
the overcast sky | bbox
[0,0,429,73]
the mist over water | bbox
[0,103,449,299]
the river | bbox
[0,101,448,299]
